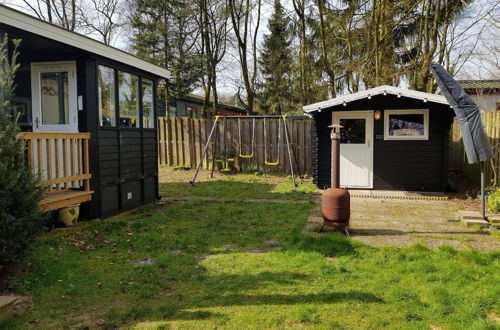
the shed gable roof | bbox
[0,5,170,79]
[303,85,449,112]
[457,80,500,90]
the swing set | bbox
[189,115,302,187]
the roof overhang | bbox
[303,85,449,113]
[0,5,170,79]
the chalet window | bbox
[142,78,154,128]
[118,71,139,128]
[384,109,429,140]
[98,65,116,127]
[40,72,69,124]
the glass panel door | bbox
[31,62,77,132]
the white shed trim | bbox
[0,5,170,79]
[303,85,449,113]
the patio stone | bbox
[0,296,30,320]
[305,198,500,251]
[463,219,490,228]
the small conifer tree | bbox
[0,35,46,267]
[258,0,293,114]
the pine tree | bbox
[0,36,46,266]
[129,0,205,99]
[258,0,293,114]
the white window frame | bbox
[384,109,429,140]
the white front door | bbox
[332,111,374,188]
[31,61,78,132]
[30,62,79,185]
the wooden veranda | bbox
[20,132,93,212]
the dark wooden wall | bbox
[3,23,161,219]
[313,94,454,191]
[83,59,159,219]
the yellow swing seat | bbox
[239,153,253,159]
[265,161,280,166]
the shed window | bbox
[339,118,365,144]
[98,65,116,127]
[142,79,154,128]
[384,109,429,140]
[118,71,139,128]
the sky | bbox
[2,0,499,98]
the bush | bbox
[0,36,46,267]
[487,188,500,213]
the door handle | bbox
[35,117,40,129]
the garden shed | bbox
[304,86,455,191]
[0,5,170,218]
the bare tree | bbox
[195,0,230,117]
[22,0,78,30]
[78,0,124,45]
[227,0,261,114]
[292,0,309,104]
[315,0,337,98]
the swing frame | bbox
[190,115,302,187]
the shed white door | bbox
[332,111,373,188]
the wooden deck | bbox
[20,132,93,212]
[39,190,93,212]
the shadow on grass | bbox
[184,291,382,309]
[4,199,374,329]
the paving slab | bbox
[463,219,490,228]
[0,295,29,320]
[349,190,447,200]
[488,215,500,223]
[456,210,485,220]
[305,198,500,251]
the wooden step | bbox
[39,190,93,212]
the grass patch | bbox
[160,173,318,201]
[1,175,499,329]
[491,230,500,242]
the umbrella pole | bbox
[480,161,486,220]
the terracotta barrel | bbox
[322,187,350,227]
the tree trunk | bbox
[316,0,335,98]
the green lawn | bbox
[159,172,318,201]
[1,175,499,329]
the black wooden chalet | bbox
[304,86,455,191]
[0,5,170,218]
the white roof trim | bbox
[303,85,449,112]
[0,5,170,79]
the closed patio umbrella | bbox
[430,63,494,219]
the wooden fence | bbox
[449,111,500,187]
[158,117,312,174]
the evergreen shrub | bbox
[488,188,500,213]
[0,36,46,267]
